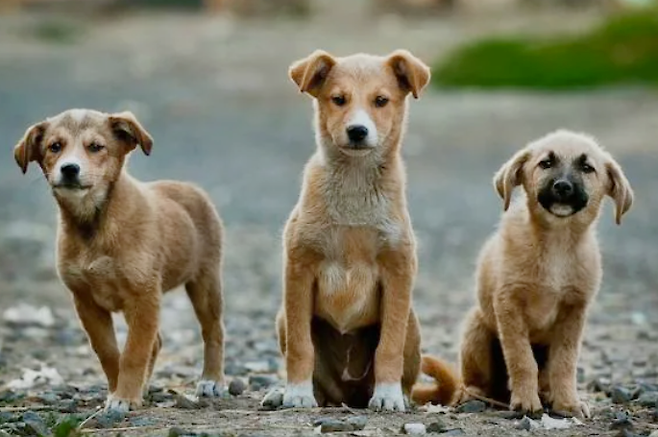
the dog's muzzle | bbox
[538,178,588,217]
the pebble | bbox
[402,423,426,435]
[95,409,126,429]
[637,392,658,407]
[173,393,200,410]
[426,420,446,433]
[515,416,536,431]
[58,399,78,413]
[22,411,49,436]
[441,429,466,436]
[168,427,189,437]
[229,378,246,396]
[248,374,278,391]
[495,410,525,420]
[315,416,367,433]
[649,431,658,437]
[610,411,633,430]
[129,417,157,427]
[260,387,283,410]
[587,378,611,393]
[611,386,633,404]
[456,400,486,413]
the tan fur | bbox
[414,130,633,418]
[13,109,226,410]
[276,50,430,411]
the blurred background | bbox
[0,0,657,430]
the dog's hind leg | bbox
[402,311,421,403]
[460,308,496,402]
[144,332,162,392]
[186,269,226,397]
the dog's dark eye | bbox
[88,143,105,153]
[374,96,389,108]
[331,95,346,106]
[538,159,553,169]
[48,142,62,153]
[581,163,595,173]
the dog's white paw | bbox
[282,381,318,408]
[368,383,406,412]
[196,379,229,398]
[104,394,138,412]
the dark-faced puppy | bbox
[13,109,227,411]
[413,130,633,419]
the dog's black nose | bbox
[552,180,573,198]
[346,125,368,142]
[60,163,80,179]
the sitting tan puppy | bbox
[13,109,226,411]
[413,130,633,418]
[272,50,430,411]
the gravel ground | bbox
[0,5,657,436]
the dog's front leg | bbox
[107,291,160,412]
[548,302,590,418]
[73,294,120,392]
[369,247,415,412]
[494,289,543,416]
[282,254,317,408]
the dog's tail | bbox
[411,354,460,406]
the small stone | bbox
[95,409,126,428]
[442,429,466,436]
[315,416,367,433]
[638,392,658,407]
[129,417,157,427]
[495,410,525,420]
[248,374,278,391]
[456,400,486,413]
[649,431,658,437]
[515,416,536,431]
[587,378,610,393]
[610,411,633,430]
[173,393,199,410]
[58,400,78,413]
[611,386,632,404]
[260,387,284,410]
[0,412,12,423]
[402,423,426,435]
[21,411,49,436]
[36,391,59,405]
[229,378,246,396]
[168,427,188,437]
[426,420,446,433]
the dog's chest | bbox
[315,227,382,333]
[59,253,126,312]
[524,248,594,334]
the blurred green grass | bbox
[433,10,658,90]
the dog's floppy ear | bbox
[14,121,48,174]
[605,155,633,225]
[289,50,336,97]
[494,149,531,211]
[387,50,431,99]
[108,111,153,156]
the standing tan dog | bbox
[13,109,226,411]
[272,50,430,411]
[413,130,633,418]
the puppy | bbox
[272,50,430,411]
[13,109,226,411]
[413,130,633,418]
